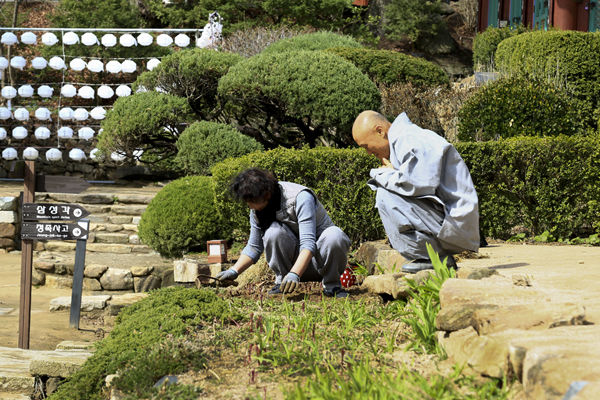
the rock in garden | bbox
[49,295,111,312]
[84,264,108,278]
[0,222,16,237]
[130,266,153,276]
[32,269,46,286]
[83,278,102,291]
[361,274,410,299]
[0,196,17,211]
[100,268,133,290]
[106,293,148,316]
[134,275,161,293]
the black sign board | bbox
[35,175,90,194]
[22,203,89,221]
[21,222,89,240]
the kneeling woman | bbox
[216,168,351,298]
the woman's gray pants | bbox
[263,222,350,291]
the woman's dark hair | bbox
[230,168,278,202]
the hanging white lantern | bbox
[101,33,117,47]
[1,86,17,99]
[136,85,148,93]
[78,85,95,99]
[73,108,89,121]
[10,56,26,70]
[133,149,144,159]
[98,128,103,136]
[1,32,18,45]
[34,126,51,140]
[37,85,54,98]
[31,57,47,69]
[0,57,8,69]
[46,148,62,162]
[18,85,34,98]
[90,106,106,120]
[0,128,6,140]
[20,32,37,45]
[97,85,114,99]
[78,127,94,141]
[86,59,103,73]
[2,147,18,160]
[115,85,131,97]
[106,60,122,74]
[89,148,100,160]
[69,148,86,161]
[69,58,86,71]
[13,108,29,121]
[81,32,99,46]
[111,152,126,162]
[62,31,79,45]
[174,33,190,47]
[23,147,39,160]
[60,84,77,97]
[121,59,137,73]
[137,32,153,46]
[41,32,59,46]
[35,107,52,121]
[119,33,136,47]
[156,33,173,47]
[146,58,161,71]
[48,56,66,70]
[12,127,28,140]
[0,107,12,120]
[57,126,73,139]
[59,107,74,120]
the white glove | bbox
[280,272,300,294]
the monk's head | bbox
[352,111,391,161]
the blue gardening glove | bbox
[280,272,300,294]
[216,268,238,281]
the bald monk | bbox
[352,111,480,272]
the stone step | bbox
[89,222,138,233]
[0,393,31,400]
[41,242,153,254]
[36,192,154,205]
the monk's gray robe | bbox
[368,113,480,260]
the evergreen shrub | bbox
[456,136,600,239]
[98,92,194,164]
[261,31,362,53]
[49,287,241,400]
[326,47,448,87]
[495,31,600,128]
[458,76,582,141]
[210,147,384,245]
[138,176,222,258]
[218,50,380,147]
[383,0,447,46]
[134,49,242,119]
[176,121,264,175]
[472,25,528,68]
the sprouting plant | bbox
[506,232,527,242]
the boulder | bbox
[49,295,111,312]
[174,260,222,283]
[83,278,102,291]
[45,275,73,289]
[100,268,133,290]
[0,196,17,211]
[456,266,498,280]
[355,241,407,274]
[0,211,16,223]
[84,264,108,279]
[130,266,153,276]
[0,223,16,238]
[361,274,409,299]
[32,269,46,286]
[134,275,161,293]
[34,260,55,272]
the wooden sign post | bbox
[18,160,35,349]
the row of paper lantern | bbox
[0,31,191,48]
[0,126,98,140]
[0,106,107,121]
[1,84,131,99]
[0,56,154,72]
[1,147,136,162]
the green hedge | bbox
[472,26,528,68]
[261,31,362,53]
[326,47,448,87]
[495,31,600,128]
[456,136,600,239]
[138,176,222,258]
[458,76,581,141]
[210,147,383,245]
[176,121,263,175]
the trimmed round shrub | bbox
[176,121,264,175]
[138,176,221,258]
[458,76,581,141]
[326,47,448,87]
[495,31,600,129]
[211,147,383,246]
[473,26,528,68]
[98,92,194,163]
[261,32,362,54]
[218,50,380,148]
[133,49,243,119]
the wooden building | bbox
[479,0,599,32]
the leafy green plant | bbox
[326,47,449,87]
[218,49,380,148]
[383,0,448,47]
[261,31,362,54]
[138,176,222,258]
[507,233,527,242]
[533,230,555,243]
[175,121,263,175]
[473,26,528,69]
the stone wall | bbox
[0,196,18,251]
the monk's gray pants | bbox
[263,222,350,291]
[375,187,453,260]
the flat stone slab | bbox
[49,295,112,312]
[106,293,148,316]
[55,341,95,352]
[29,350,92,378]
[0,308,14,316]
[0,393,31,400]
[0,348,35,395]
